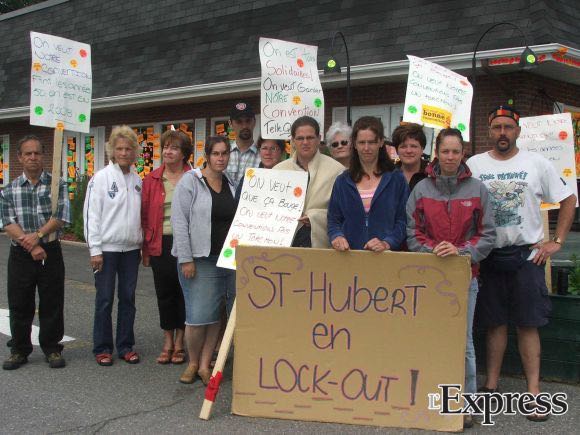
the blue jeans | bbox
[465,278,479,394]
[93,250,140,357]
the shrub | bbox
[66,175,89,242]
[568,254,580,296]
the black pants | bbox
[7,241,65,356]
[150,235,185,331]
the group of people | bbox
[1,101,576,427]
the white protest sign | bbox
[259,38,324,139]
[518,113,578,209]
[30,32,92,133]
[216,168,308,269]
[403,56,473,140]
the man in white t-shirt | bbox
[467,106,576,421]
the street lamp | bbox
[324,31,352,126]
[470,22,538,155]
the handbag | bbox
[291,225,312,248]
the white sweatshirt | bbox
[83,161,143,256]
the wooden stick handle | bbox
[48,128,64,242]
[199,300,237,420]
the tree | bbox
[0,0,44,14]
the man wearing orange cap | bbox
[467,106,576,421]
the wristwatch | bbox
[552,236,562,245]
[37,231,45,239]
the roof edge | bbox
[1,43,576,120]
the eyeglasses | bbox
[294,136,318,143]
[331,140,349,148]
[356,140,379,146]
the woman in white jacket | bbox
[83,126,143,366]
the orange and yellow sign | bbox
[421,105,451,129]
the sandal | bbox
[156,349,173,364]
[96,353,113,366]
[525,401,550,422]
[527,413,550,422]
[171,349,186,365]
[477,386,499,393]
[179,364,198,384]
[198,368,212,386]
[122,351,140,364]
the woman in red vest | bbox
[142,130,193,365]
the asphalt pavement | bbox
[0,235,578,434]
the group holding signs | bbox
[0,32,577,432]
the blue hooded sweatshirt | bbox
[327,169,409,250]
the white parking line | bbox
[0,308,75,345]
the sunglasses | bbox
[331,140,349,148]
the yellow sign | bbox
[421,105,451,129]
[233,246,471,431]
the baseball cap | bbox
[230,101,255,120]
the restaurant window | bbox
[131,125,160,179]
[62,127,105,199]
[332,104,435,158]
[0,134,9,187]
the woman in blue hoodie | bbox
[327,116,409,252]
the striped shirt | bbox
[0,171,71,245]
[225,141,260,189]
[358,187,376,213]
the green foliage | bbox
[568,254,580,296]
[0,0,44,14]
[66,175,88,242]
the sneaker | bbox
[45,352,66,368]
[2,353,28,370]
[463,414,474,429]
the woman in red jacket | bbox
[406,128,496,428]
[142,130,193,364]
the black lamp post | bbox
[324,31,351,126]
[470,22,538,155]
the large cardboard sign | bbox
[217,169,308,269]
[518,113,579,209]
[259,37,324,139]
[403,56,473,140]
[233,246,471,432]
[30,32,92,133]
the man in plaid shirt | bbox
[225,101,261,189]
[0,135,71,370]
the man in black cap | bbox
[467,105,576,421]
[226,101,260,188]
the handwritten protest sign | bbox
[403,56,473,140]
[233,246,471,431]
[0,137,9,186]
[259,38,324,139]
[518,113,579,209]
[216,169,308,269]
[30,32,92,133]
